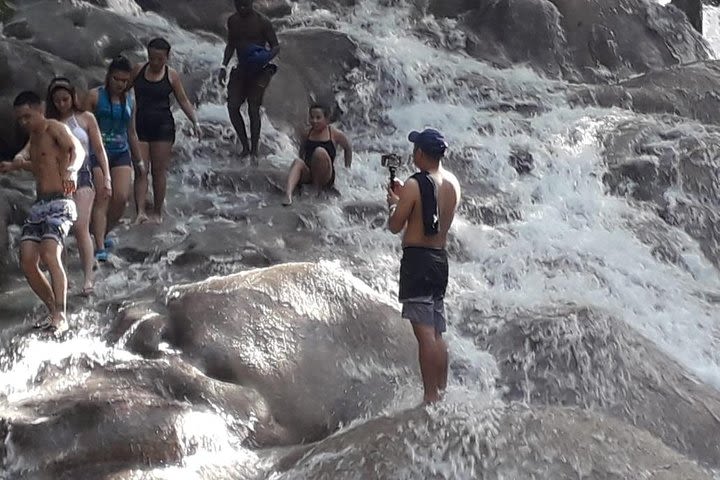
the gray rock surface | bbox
[276,401,713,479]
[468,305,720,467]
[165,262,419,444]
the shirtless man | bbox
[220,0,280,159]
[0,91,85,332]
[386,128,461,404]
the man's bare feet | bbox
[422,392,442,404]
[134,212,149,224]
[282,196,293,207]
[149,213,163,224]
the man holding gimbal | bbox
[386,128,461,404]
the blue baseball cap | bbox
[408,128,448,156]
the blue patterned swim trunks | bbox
[21,194,77,245]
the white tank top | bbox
[64,114,90,157]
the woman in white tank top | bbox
[46,78,112,296]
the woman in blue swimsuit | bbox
[84,56,148,261]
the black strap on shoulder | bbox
[411,171,439,236]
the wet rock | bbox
[170,221,281,270]
[0,39,96,153]
[469,305,720,468]
[276,401,712,479]
[508,148,534,174]
[619,61,720,124]
[199,165,286,195]
[1,357,286,477]
[265,28,361,128]
[259,0,294,18]
[426,0,709,83]
[459,195,521,226]
[310,0,358,10]
[133,0,292,36]
[165,262,419,444]
[134,0,232,35]
[671,0,703,33]
[602,119,720,268]
[0,178,33,284]
[571,61,720,125]
[3,1,147,68]
[106,301,165,344]
[463,0,568,78]
[0,0,13,21]
[342,201,388,228]
[124,315,168,358]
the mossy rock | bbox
[0,1,15,23]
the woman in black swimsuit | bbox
[132,38,199,223]
[283,104,353,206]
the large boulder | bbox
[264,28,361,128]
[134,0,233,35]
[462,0,568,79]
[572,61,720,126]
[276,401,713,479]
[0,0,13,21]
[1,357,283,478]
[426,0,709,83]
[0,0,163,151]
[2,1,147,68]
[133,0,293,36]
[0,39,97,154]
[671,0,703,33]
[0,177,33,284]
[469,305,720,468]
[165,262,419,444]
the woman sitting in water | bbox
[132,37,200,223]
[46,77,112,296]
[84,56,148,261]
[283,104,353,206]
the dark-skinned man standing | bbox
[220,0,280,160]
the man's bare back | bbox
[401,167,461,249]
[227,11,278,58]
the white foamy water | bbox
[299,0,720,391]
[2,0,720,477]
[706,5,720,58]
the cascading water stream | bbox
[1,0,720,477]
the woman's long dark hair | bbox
[104,55,133,124]
[45,77,82,120]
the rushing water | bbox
[1,0,720,477]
